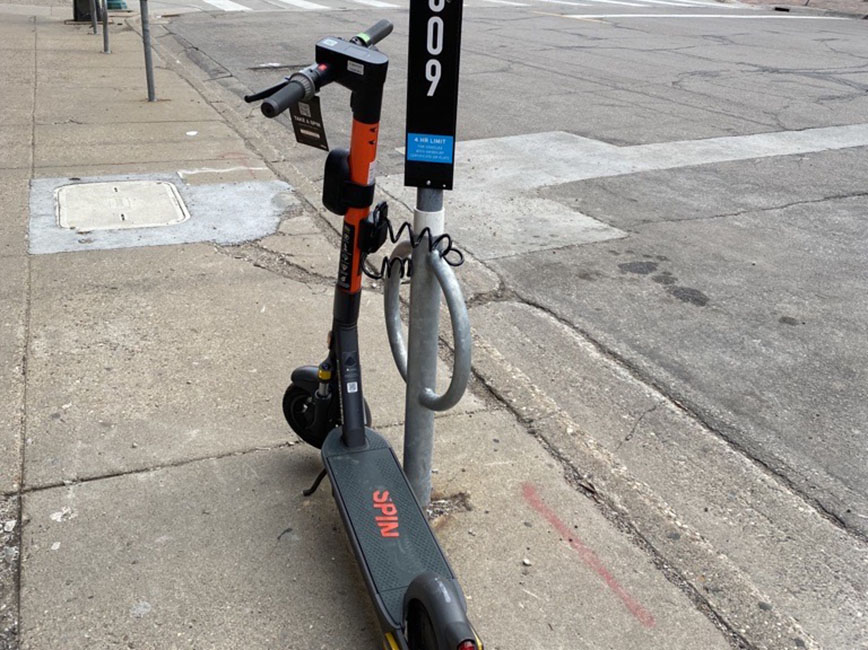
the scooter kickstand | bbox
[302,468,328,497]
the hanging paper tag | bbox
[290,97,329,151]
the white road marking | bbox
[200,0,251,10]
[459,125,868,191]
[564,12,849,17]
[645,0,743,5]
[380,124,868,260]
[539,0,593,7]
[483,0,532,5]
[346,0,400,7]
[268,0,331,9]
[640,0,731,6]
[580,0,647,6]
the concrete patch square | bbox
[19,450,374,649]
[24,245,328,488]
[23,244,482,488]
[29,173,291,254]
[57,180,191,232]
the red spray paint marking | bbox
[521,482,656,628]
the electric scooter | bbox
[244,20,482,650]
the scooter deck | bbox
[321,427,457,629]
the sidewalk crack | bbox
[615,403,660,451]
[17,442,300,497]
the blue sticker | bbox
[407,133,454,164]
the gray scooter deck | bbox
[322,427,456,627]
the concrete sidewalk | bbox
[0,8,742,650]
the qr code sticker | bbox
[299,102,312,118]
[347,382,358,394]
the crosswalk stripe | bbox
[201,0,252,10]
[347,0,401,6]
[483,0,531,5]
[581,0,647,6]
[640,0,711,6]
[539,0,593,6]
[642,0,733,5]
[659,0,745,7]
[268,0,331,8]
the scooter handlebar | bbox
[261,80,306,118]
[353,19,393,47]
[251,21,392,118]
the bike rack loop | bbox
[383,203,472,505]
[384,244,472,409]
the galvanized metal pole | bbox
[101,0,110,54]
[403,187,445,506]
[89,0,98,34]
[139,0,156,101]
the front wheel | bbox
[282,383,372,449]
[282,384,329,448]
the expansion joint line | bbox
[15,13,40,639]
[17,443,296,497]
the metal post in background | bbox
[101,0,110,54]
[139,0,156,101]
[89,0,98,34]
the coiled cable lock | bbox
[359,202,464,280]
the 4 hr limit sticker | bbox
[290,96,329,151]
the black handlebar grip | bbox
[357,19,393,47]
[261,81,306,118]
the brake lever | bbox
[244,79,291,103]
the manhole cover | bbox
[56,180,191,232]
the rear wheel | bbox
[405,601,439,650]
[407,600,440,650]
[403,573,481,650]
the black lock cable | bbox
[362,218,464,280]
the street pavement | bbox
[1,2,867,650]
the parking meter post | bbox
[403,0,465,507]
[139,0,156,101]
[403,188,445,506]
[102,0,110,53]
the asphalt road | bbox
[159,4,868,646]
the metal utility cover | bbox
[56,180,191,232]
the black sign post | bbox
[405,0,464,190]
[401,0,466,505]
